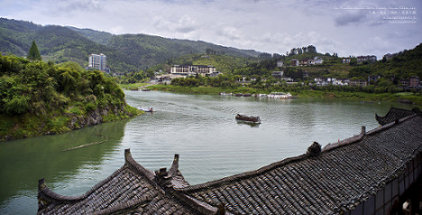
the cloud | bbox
[2,0,421,59]
[335,12,366,26]
[218,27,242,41]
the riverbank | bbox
[0,104,142,142]
[147,84,422,107]
[119,83,150,90]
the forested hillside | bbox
[371,43,422,80]
[0,18,259,73]
[0,54,139,141]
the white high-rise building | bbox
[88,53,106,71]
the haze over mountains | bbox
[0,18,259,73]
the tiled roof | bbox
[38,107,422,214]
[375,107,419,125]
[177,111,422,214]
[37,151,222,215]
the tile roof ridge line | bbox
[38,166,126,206]
[176,154,308,192]
[323,113,417,152]
[178,114,420,193]
[124,148,155,181]
[367,113,416,136]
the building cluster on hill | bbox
[152,64,220,84]
[289,56,324,66]
[357,55,377,64]
[341,55,377,64]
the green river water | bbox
[0,90,413,214]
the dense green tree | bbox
[0,54,126,115]
[27,41,42,61]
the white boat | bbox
[267,92,292,99]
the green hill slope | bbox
[0,18,259,73]
[371,43,422,80]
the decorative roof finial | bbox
[124,149,131,163]
[38,178,46,191]
[307,142,321,157]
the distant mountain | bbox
[0,18,259,73]
[66,26,113,46]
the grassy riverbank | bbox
[148,84,422,107]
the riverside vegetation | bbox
[0,54,141,141]
[146,43,422,106]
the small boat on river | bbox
[138,107,154,113]
[235,114,261,124]
[267,92,292,99]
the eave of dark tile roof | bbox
[178,113,422,214]
[375,107,419,125]
[38,149,223,215]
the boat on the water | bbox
[138,107,154,112]
[267,92,292,99]
[219,92,233,96]
[235,114,261,124]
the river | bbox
[0,90,410,214]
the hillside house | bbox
[383,53,397,61]
[342,58,351,64]
[312,56,323,65]
[272,71,284,79]
[170,65,217,76]
[357,55,377,64]
[409,76,420,88]
[276,60,284,67]
[300,59,311,66]
[349,80,368,87]
[291,59,299,66]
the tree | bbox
[27,41,42,61]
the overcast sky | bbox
[1,0,421,58]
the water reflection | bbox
[0,119,128,211]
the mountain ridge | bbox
[0,18,260,73]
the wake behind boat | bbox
[235,114,261,124]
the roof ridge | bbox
[177,153,308,192]
[323,113,416,152]
[38,166,126,205]
[178,113,419,193]
[333,144,422,213]
[124,149,155,181]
